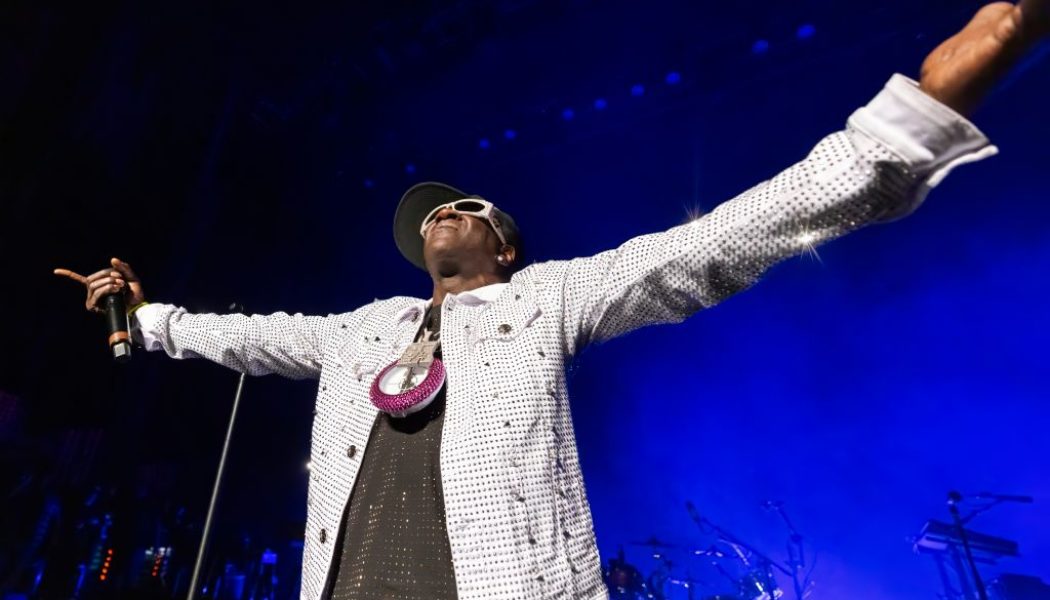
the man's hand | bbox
[920,0,1050,117]
[54,257,146,314]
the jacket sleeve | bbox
[132,302,375,380]
[544,75,997,358]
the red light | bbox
[107,548,114,555]
[99,575,107,581]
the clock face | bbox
[377,364,429,395]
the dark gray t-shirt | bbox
[326,307,457,600]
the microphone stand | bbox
[685,503,791,598]
[187,304,247,600]
[947,491,988,600]
[770,503,807,600]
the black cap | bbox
[393,181,523,271]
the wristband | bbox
[127,301,150,316]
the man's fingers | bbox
[56,261,139,286]
[87,282,125,306]
[58,261,141,313]
[53,268,88,284]
[89,266,129,282]
[88,277,124,293]
[90,282,123,297]
[110,257,139,281]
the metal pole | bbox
[948,491,989,600]
[187,371,247,600]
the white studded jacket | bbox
[133,75,994,600]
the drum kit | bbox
[604,501,813,600]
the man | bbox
[56,2,1049,599]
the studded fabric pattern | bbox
[327,391,457,600]
[327,308,457,600]
[132,76,994,600]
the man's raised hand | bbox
[920,0,1050,117]
[54,258,146,314]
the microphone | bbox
[949,490,1034,505]
[102,293,131,363]
[972,492,1034,504]
[762,500,784,510]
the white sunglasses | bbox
[419,198,507,246]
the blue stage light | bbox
[562,108,575,121]
[797,24,816,39]
[363,178,375,189]
[405,163,416,174]
[630,84,645,97]
[478,138,490,150]
[752,39,770,54]
[665,72,681,85]
[504,129,517,140]
[594,98,607,110]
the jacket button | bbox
[347,445,357,458]
[319,528,327,543]
[498,324,512,334]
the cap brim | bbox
[393,182,471,271]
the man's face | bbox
[421,206,503,276]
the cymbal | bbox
[629,536,678,549]
[667,576,711,586]
[690,546,727,558]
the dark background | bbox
[1,1,1048,598]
